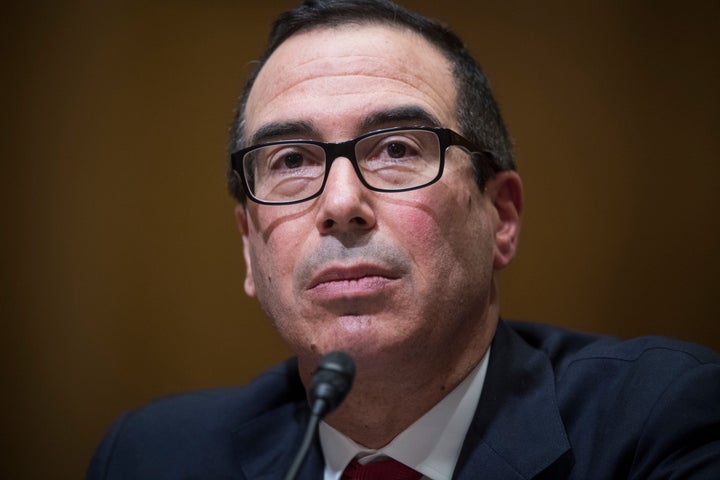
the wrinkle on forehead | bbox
[286,51,447,98]
[244,24,457,138]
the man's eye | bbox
[281,152,304,169]
[268,149,310,171]
[386,142,408,158]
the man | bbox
[88,1,720,479]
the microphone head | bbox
[309,351,355,417]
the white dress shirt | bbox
[319,349,490,480]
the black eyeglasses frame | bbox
[230,126,499,206]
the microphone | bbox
[283,351,355,480]
[309,351,356,417]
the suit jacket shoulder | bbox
[461,320,720,479]
[87,358,319,479]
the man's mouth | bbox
[307,264,400,299]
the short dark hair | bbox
[227,0,515,203]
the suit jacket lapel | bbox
[453,320,572,479]
[232,370,325,480]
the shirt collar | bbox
[319,348,490,480]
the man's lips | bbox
[306,264,400,298]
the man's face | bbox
[237,25,515,374]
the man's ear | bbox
[487,171,523,270]
[234,204,256,297]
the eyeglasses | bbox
[231,126,498,205]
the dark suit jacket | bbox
[87,320,720,479]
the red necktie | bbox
[341,457,422,480]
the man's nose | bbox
[315,157,377,234]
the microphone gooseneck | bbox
[283,351,355,480]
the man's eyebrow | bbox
[247,121,317,146]
[360,106,443,132]
[247,106,441,146]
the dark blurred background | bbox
[3,1,718,478]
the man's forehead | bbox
[243,23,457,141]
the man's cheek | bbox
[393,208,442,251]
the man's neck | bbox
[317,317,496,448]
